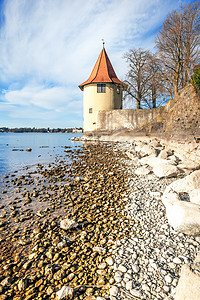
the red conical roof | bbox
[79,48,126,90]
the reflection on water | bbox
[0,132,82,178]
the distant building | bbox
[72,128,83,133]
[79,45,127,132]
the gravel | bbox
[108,142,200,300]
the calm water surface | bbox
[0,133,82,179]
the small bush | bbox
[191,68,200,92]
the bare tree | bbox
[124,49,163,109]
[155,1,200,98]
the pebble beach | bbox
[0,140,199,300]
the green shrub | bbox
[191,68,200,92]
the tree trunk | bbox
[152,83,156,108]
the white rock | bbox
[142,283,150,291]
[98,263,107,269]
[173,257,182,264]
[168,262,176,269]
[163,285,170,293]
[93,246,106,254]
[189,188,200,205]
[150,262,158,270]
[57,240,67,249]
[57,286,74,299]
[135,166,151,176]
[165,170,200,194]
[162,190,200,235]
[132,265,140,273]
[18,278,28,291]
[159,149,170,159]
[140,156,176,168]
[132,252,137,260]
[165,274,173,284]
[149,139,162,148]
[29,253,37,260]
[153,164,179,178]
[114,276,122,283]
[141,144,158,157]
[162,171,200,235]
[60,219,78,230]
[168,154,180,163]
[109,286,119,297]
[106,257,114,266]
[126,281,133,290]
[118,265,127,273]
[130,289,142,297]
[178,160,200,171]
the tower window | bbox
[89,108,93,113]
[117,86,120,94]
[97,84,106,93]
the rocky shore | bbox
[0,139,200,300]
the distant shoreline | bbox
[0,128,83,133]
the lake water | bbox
[0,133,82,179]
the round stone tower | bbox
[79,46,127,133]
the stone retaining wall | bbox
[94,85,200,142]
[97,107,165,131]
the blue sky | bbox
[0,0,196,128]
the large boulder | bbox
[190,188,200,205]
[159,148,173,159]
[162,191,200,235]
[176,158,200,171]
[135,142,158,157]
[162,170,200,235]
[153,164,179,178]
[140,156,176,168]
[175,253,200,300]
[140,156,178,177]
[164,170,200,194]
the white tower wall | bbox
[83,83,122,132]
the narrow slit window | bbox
[97,84,106,93]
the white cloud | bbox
[0,0,191,127]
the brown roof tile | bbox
[79,48,126,90]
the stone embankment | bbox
[94,84,200,143]
[1,138,200,300]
